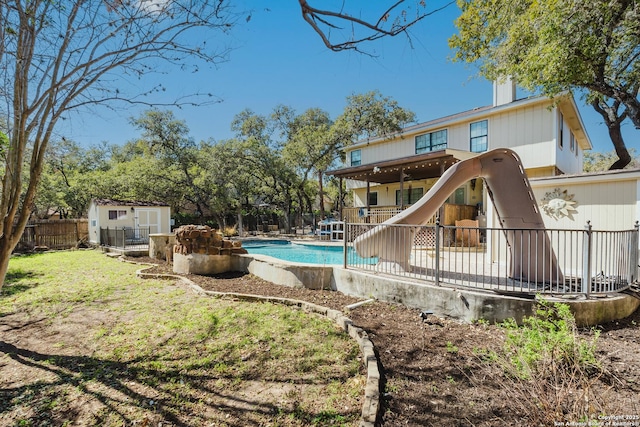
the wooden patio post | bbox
[399,169,405,210]
[366,177,371,223]
[338,177,343,221]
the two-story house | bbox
[328,79,593,228]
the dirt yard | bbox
[3,255,640,426]
[139,260,640,427]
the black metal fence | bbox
[345,221,638,296]
[99,227,150,250]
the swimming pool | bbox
[243,240,377,265]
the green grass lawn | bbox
[1,250,364,426]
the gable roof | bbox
[349,93,592,151]
[91,199,169,207]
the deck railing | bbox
[342,205,458,225]
[344,222,638,295]
[99,227,150,250]
[343,206,407,224]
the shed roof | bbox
[92,199,169,207]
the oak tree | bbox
[449,0,640,169]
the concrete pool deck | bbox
[231,245,640,326]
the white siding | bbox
[555,113,583,174]
[87,201,171,244]
[342,96,590,182]
[445,123,469,151]
[531,176,640,231]
[488,103,556,170]
[354,136,417,165]
[88,201,99,244]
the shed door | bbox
[135,208,161,234]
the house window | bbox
[396,188,424,206]
[350,150,361,166]
[368,192,378,206]
[415,129,447,154]
[570,131,576,154]
[558,112,564,149]
[470,120,488,153]
[108,210,127,220]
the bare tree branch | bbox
[0,0,240,287]
[298,0,455,53]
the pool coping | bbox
[239,237,345,248]
[240,239,347,268]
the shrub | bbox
[476,300,609,425]
[222,225,238,237]
[502,300,600,380]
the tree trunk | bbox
[318,170,325,218]
[236,212,244,237]
[214,214,225,231]
[303,192,314,218]
[283,195,293,234]
[607,124,631,170]
[591,98,631,170]
[0,239,14,290]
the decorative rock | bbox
[172,225,245,275]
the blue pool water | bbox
[243,240,376,265]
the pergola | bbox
[327,149,478,219]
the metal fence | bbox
[99,227,150,250]
[344,221,638,296]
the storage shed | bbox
[87,199,171,245]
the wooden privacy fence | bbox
[18,219,89,251]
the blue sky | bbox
[61,1,636,154]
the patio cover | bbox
[327,149,478,184]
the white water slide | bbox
[353,148,562,284]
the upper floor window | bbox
[415,129,447,154]
[350,150,361,166]
[570,131,576,154]
[470,120,488,153]
[108,210,127,220]
[558,112,564,149]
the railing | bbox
[344,222,638,295]
[343,206,403,224]
[99,227,150,250]
[343,206,438,224]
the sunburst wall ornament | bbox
[541,188,578,219]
